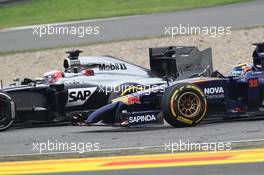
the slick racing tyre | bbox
[108,82,144,103]
[0,92,16,131]
[161,83,207,127]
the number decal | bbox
[249,79,258,88]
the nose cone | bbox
[86,102,121,124]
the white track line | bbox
[0,14,145,32]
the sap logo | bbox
[69,90,91,102]
[204,87,224,95]
[129,114,156,123]
[99,63,127,71]
[66,87,97,107]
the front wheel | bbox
[161,83,207,127]
[0,92,16,131]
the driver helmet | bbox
[229,63,253,77]
[43,70,64,84]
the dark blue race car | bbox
[73,43,264,127]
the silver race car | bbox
[0,46,212,131]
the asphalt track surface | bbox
[0,0,264,52]
[1,120,264,156]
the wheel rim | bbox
[176,92,201,118]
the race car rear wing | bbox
[149,46,213,79]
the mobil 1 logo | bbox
[99,63,127,71]
[66,87,97,107]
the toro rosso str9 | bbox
[82,43,264,127]
[0,46,212,131]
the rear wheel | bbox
[0,92,16,131]
[161,83,207,127]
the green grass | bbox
[0,0,249,28]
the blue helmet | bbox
[229,63,253,77]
